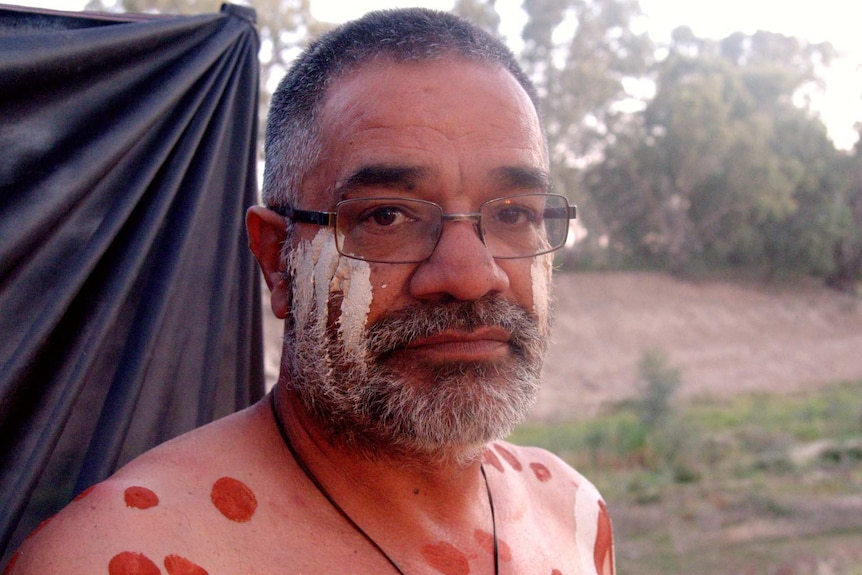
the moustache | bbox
[361,296,542,359]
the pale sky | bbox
[310,0,861,54]
[9,0,862,147]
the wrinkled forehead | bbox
[299,57,548,207]
[323,57,543,145]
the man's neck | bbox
[270,383,492,523]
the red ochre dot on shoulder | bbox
[125,486,160,510]
[529,462,552,482]
[164,554,209,575]
[482,448,504,473]
[211,476,257,522]
[492,444,522,472]
[551,570,564,575]
[108,551,161,575]
[422,541,470,575]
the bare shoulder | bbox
[6,402,282,575]
[482,440,605,503]
[483,440,615,575]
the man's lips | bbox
[403,327,512,361]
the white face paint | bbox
[531,253,553,333]
[287,228,546,460]
[289,228,372,360]
[331,252,372,361]
[312,230,341,330]
[288,233,318,342]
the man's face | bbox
[281,58,553,462]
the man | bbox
[8,8,614,575]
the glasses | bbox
[271,193,576,264]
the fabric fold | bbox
[0,4,264,562]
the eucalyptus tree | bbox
[586,27,844,274]
[825,135,862,292]
[518,0,652,249]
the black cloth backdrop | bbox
[0,3,264,561]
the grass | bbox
[509,376,862,574]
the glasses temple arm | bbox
[270,205,337,227]
[544,205,577,220]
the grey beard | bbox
[284,295,548,464]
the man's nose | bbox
[408,219,510,301]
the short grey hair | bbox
[261,8,542,211]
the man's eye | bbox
[495,206,536,226]
[362,206,409,227]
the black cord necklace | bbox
[269,392,500,575]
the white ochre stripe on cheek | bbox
[332,254,372,360]
[289,229,338,341]
[312,229,341,333]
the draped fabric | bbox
[0,4,264,562]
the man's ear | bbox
[246,206,290,319]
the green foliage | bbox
[519,0,652,237]
[636,349,680,427]
[509,379,862,504]
[580,25,859,284]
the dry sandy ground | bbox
[536,271,862,421]
[262,271,862,421]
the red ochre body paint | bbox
[551,569,563,575]
[125,486,159,510]
[73,484,97,502]
[108,551,161,575]
[529,462,552,482]
[164,554,209,575]
[474,530,511,562]
[594,500,614,574]
[1,551,19,575]
[492,444,522,472]
[421,541,470,575]
[3,516,55,574]
[210,476,257,522]
[25,516,54,542]
[482,448,504,473]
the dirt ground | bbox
[535,271,862,421]
[262,271,862,421]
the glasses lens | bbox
[335,198,443,263]
[481,194,570,258]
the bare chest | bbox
[181,503,599,575]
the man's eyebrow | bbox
[491,166,552,193]
[336,165,430,197]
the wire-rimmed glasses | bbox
[271,193,576,264]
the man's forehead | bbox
[320,56,540,131]
[297,57,547,207]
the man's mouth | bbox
[402,327,512,362]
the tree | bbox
[586,28,843,273]
[518,0,652,250]
[759,107,849,279]
[825,133,862,292]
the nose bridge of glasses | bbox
[440,211,485,242]
[441,212,482,223]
